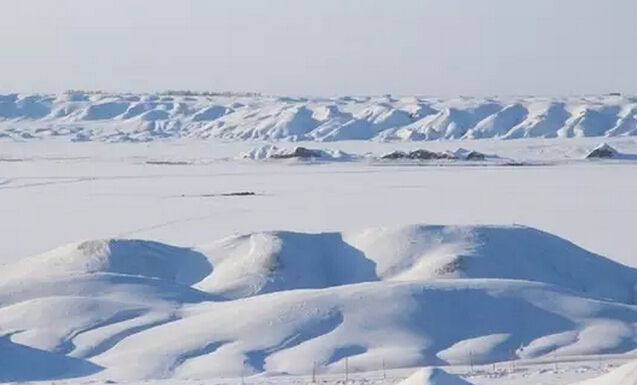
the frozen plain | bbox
[2,134,637,384]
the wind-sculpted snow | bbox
[2,225,637,381]
[0,93,636,142]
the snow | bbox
[1,93,637,142]
[240,145,356,161]
[0,335,102,382]
[397,368,475,385]
[2,126,637,384]
[584,142,637,160]
[572,360,637,384]
[1,223,637,381]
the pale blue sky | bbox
[1,0,636,96]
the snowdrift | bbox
[199,225,637,304]
[1,93,636,142]
[397,368,475,385]
[1,225,637,380]
[4,239,213,285]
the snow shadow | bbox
[0,335,103,381]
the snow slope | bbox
[1,93,636,142]
[0,334,102,382]
[2,225,637,381]
[572,360,637,385]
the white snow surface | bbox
[1,93,637,142]
[2,137,637,385]
[572,360,637,384]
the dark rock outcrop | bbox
[465,151,486,160]
[586,143,618,159]
[271,147,324,159]
[381,149,487,161]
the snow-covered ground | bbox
[1,93,637,142]
[2,134,637,385]
[3,137,637,267]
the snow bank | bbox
[1,93,637,142]
[398,368,475,385]
[4,239,212,286]
[197,225,637,304]
[2,225,637,380]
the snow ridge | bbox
[1,93,636,142]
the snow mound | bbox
[4,239,212,286]
[197,225,637,303]
[2,226,637,380]
[1,93,636,142]
[573,360,637,385]
[351,225,637,304]
[241,145,355,161]
[196,231,378,299]
[398,368,475,385]
[191,105,233,122]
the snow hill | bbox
[1,225,637,381]
[1,93,636,142]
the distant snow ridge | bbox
[2,225,637,381]
[1,93,636,142]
